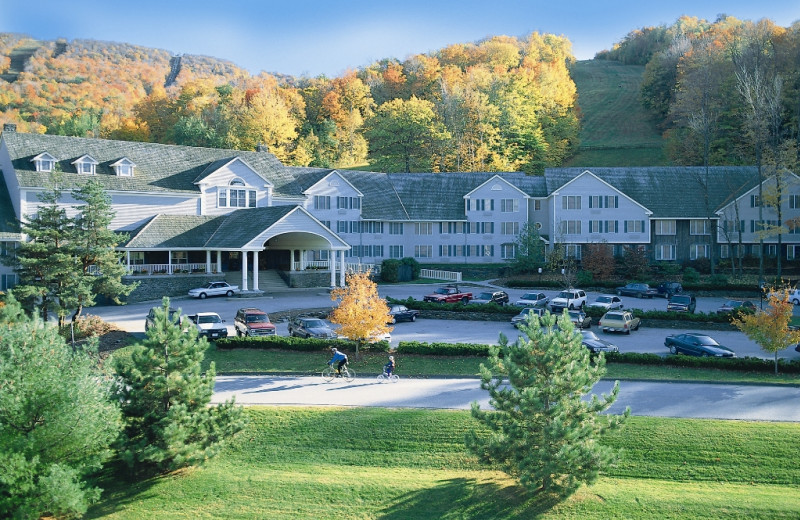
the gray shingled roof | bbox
[2,131,291,195]
[122,206,298,249]
[545,167,759,218]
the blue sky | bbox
[2,1,799,77]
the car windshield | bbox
[693,336,719,346]
[303,319,326,328]
[203,283,216,289]
[198,315,221,324]
[581,331,599,340]
[521,293,538,299]
[672,295,690,303]
[246,314,267,323]
[596,296,612,303]
[724,301,742,308]
[391,306,405,312]
[434,288,451,295]
[557,291,573,299]
[477,292,493,300]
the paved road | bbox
[211,375,800,421]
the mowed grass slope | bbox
[566,59,668,167]
[87,408,800,519]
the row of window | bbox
[33,153,134,177]
[562,195,620,210]
[314,195,362,210]
[467,198,526,212]
[329,221,526,235]
[560,220,646,235]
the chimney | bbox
[256,143,268,152]
[3,123,16,133]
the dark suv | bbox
[470,290,510,306]
[234,307,276,337]
[145,306,181,331]
[288,316,337,339]
[667,293,696,313]
[657,281,683,299]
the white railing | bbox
[125,263,213,275]
[420,268,462,282]
[346,262,380,274]
[292,261,380,275]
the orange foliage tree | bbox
[329,271,392,359]
[732,288,800,375]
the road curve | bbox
[212,375,800,422]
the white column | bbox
[168,250,172,274]
[252,251,259,291]
[206,250,211,273]
[216,251,222,273]
[290,249,296,271]
[126,251,130,273]
[339,250,346,286]
[241,251,249,291]
[329,248,336,287]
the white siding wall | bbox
[199,159,270,216]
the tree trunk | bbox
[774,351,779,376]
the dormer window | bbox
[72,155,98,175]
[31,152,57,172]
[218,178,257,208]
[110,157,136,177]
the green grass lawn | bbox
[201,347,800,385]
[86,408,800,519]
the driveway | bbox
[212,375,800,421]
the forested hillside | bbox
[0,32,578,173]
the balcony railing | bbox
[292,261,380,274]
[125,263,214,276]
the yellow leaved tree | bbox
[732,288,800,375]
[329,271,393,360]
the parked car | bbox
[566,310,591,329]
[234,307,276,337]
[588,295,623,311]
[288,316,338,339]
[511,307,545,328]
[598,310,641,334]
[470,290,509,306]
[187,281,239,299]
[187,312,228,340]
[337,328,392,344]
[767,288,800,305]
[549,289,587,311]
[716,300,757,315]
[664,333,736,357]
[656,281,683,299]
[514,292,549,308]
[581,330,620,354]
[388,304,420,323]
[423,285,473,303]
[667,294,697,313]
[615,283,658,298]
[144,306,183,331]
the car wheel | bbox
[568,303,574,310]
[669,345,677,354]
[226,290,233,297]
[461,296,469,304]
[199,292,207,299]
[616,290,622,296]
[636,293,642,298]
[390,317,397,324]
[793,299,799,305]
[634,323,640,331]
[410,314,416,322]
[625,329,631,335]
[236,329,241,337]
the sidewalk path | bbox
[212,375,800,421]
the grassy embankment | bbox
[87,407,800,519]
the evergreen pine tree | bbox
[465,310,629,499]
[112,298,246,473]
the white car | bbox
[549,289,587,311]
[187,281,239,299]
[588,295,623,311]
[187,312,228,339]
[514,292,549,308]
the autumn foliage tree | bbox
[329,271,392,359]
[732,288,800,375]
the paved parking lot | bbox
[90,282,800,361]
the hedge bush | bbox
[216,336,390,352]
[396,341,491,356]
[605,352,800,374]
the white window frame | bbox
[562,195,581,210]
[501,243,516,259]
[314,195,331,210]
[561,220,581,234]
[655,244,676,261]
[500,199,519,212]
[655,220,676,235]
[389,222,404,235]
[389,245,404,258]
[414,245,432,258]
[565,244,582,260]
[690,244,709,260]
[415,222,433,235]
[690,219,711,235]
[501,222,520,235]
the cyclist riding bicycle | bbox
[329,347,348,375]
[384,355,395,377]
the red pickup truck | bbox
[423,285,473,303]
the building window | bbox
[337,196,361,210]
[468,222,494,234]
[414,245,432,258]
[389,222,404,235]
[720,245,729,259]
[350,245,384,257]
[534,200,542,211]
[751,194,760,207]
[766,244,777,257]
[337,221,348,233]
[389,245,404,258]
[501,243,516,259]
[314,195,331,210]
[441,222,465,234]
[500,199,519,212]
[562,195,581,210]
[501,222,520,235]
[219,188,256,208]
[589,195,618,209]
[319,220,331,229]
[358,221,383,234]
[655,244,676,261]
[0,241,15,257]
[171,251,188,265]
[469,198,494,211]
[111,158,136,177]
[560,220,581,234]
[604,220,618,233]
[565,244,582,260]
[32,153,56,172]
[654,220,676,235]
[1,274,18,291]
[440,244,466,257]
[690,244,708,260]
[589,220,602,233]
[467,245,494,257]
[788,245,800,260]
[415,222,433,235]
[790,195,800,209]
[690,219,711,235]
[624,220,645,233]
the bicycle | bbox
[376,369,399,383]
[322,364,355,383]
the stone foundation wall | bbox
[286,270,332,288]
[122,274,233,304]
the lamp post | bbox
[538,267,542,284]
[561,267,566,286]
[759,279,765,310]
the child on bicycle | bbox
[384,355,395,377]
[329,347,348,375]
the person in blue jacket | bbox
[384,355,395,376]
[329,347,348,375]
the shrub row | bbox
[215,336,390,352]
[395,341,491,356]
[605,351,800,374]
